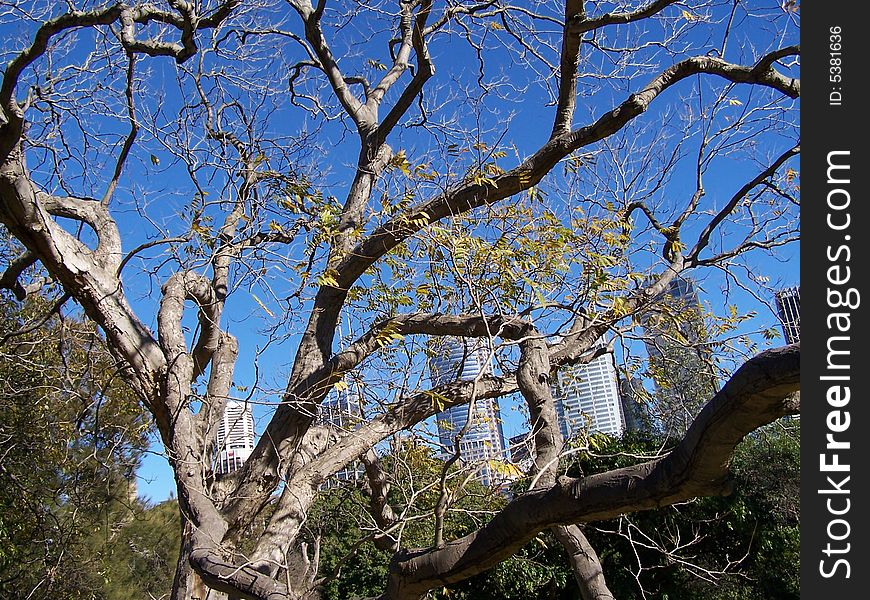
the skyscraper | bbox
[318,383,366,486]
[551,337,625,439]
[429,338,506,483]
[774,286,800,344]
[619,375,651,434]
[642,275,717,436]
[214,400,256,475]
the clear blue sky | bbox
[0,3,798,504]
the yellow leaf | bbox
[487,459,522,478]
[191,220,210,237]
[728,98,742,106]
[427,391,450,412]
[389,149,412,176]
[316,272,340,288]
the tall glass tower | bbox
[214,400,256,475]
[774,286,800,344]
[318,383,365,486]
[551,337,624,439]
[429,338,506,481]
[642,276,718,436]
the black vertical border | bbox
[802,2,867,596]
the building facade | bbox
[774,286,800,344]
[214,400,256,476]
[642,276,718,436]
[429,338,506,484]
[317,383,366,486]
[551,337,625,440]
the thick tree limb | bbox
[513,318,615,600]
[189,529,289,600]
[550,0,587,139]
[517,334,562,485]
[1,161,164,398]
[382,344,799,599]
[38,193,123,270]
[361,449,400,552]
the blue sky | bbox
[0,3,799,504]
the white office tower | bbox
[318,384,365,486]
[215,400,256,475]
[552,337,624,439]
[429,338,506,485]
[774,286,800,344]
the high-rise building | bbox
[619,375,651,433]
[214,400,256,475]
[551,337,624,439]
[429,338,506,484]
[318,383,366,486]
[642,275,717,436]
[507,432,535,471]
[774,286,800,344]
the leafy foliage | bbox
[0,293,148,598]
[574,425,800,600]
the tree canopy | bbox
[0,1,799,599]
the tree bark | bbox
[553,525,615,600]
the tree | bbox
[573,424,800,599]
[94,498,183,600]
[0,1,799,599]
[0,290,148,598]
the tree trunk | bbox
[554,525,615,600]
[172,518,229,600]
